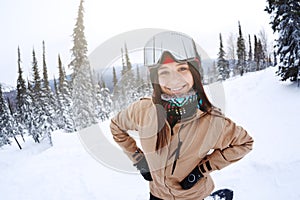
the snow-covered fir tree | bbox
[112,44,133,112]
[56,55,74,132]
[124,43,139,101]
[53,77,62,127]
[0,84,22,149]
[206,61,219,84]
[217,33,230,80]
[6,97,23,149]
[265,0,300,81]
[69,0,97,130]
[247,35,255,72]
[39,41,56,145]
[254,35,265,71]
[16,46,26,113]
[258,28,270,69]
[28,48,45,143]
[112,44,149,113]
[112,66,118,88]
[0,84,11,147]
[236,21,246,76]
[24,79,35,139]
[15,46,27,142]
[226,32,237,77]
[95,85,112,121]
[134,64,151,97]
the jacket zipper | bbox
[169,124,184,175]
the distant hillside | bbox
[0,82,15,93]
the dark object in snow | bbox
[209,189,233,200]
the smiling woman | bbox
[158,61,194,96]
[110,30,254,200]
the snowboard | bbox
[205,189,234,200]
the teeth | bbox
[170,86,184,91]
[172,87,182,91]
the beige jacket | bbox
[110,98,253,200]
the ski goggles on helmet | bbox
[144,31,200,68]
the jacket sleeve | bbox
[110,100,145,164]
[198,116,254,175]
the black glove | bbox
[133,156,153,181]
[180,166,203,190]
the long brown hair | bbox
[150,62,214,151]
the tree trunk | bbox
[13,136,22,150]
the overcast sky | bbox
[0,0,274,86]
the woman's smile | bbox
[158,62,194,96]
[165,84,188,94]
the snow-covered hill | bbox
[0,82,15,93]
[0,67,299,199]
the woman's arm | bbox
[199,116,254,174]
[110,100,154,181]
[110,101,141,163]
[180,115,253,189]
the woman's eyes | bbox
[158,67,189,76]
[158,71,169,76]
[178,67,188,72]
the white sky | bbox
[0,0,274,86]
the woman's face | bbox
[158,62,194,96]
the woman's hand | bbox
[133,156,153,181]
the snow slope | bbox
[1,67,300,200]
[0,82,15,92]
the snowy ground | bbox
[1,67,300,199]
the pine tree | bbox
[258,28,269,68]
[206,61,219,84]
[124,43,132,71]
[258,39,264,70]
[53,76,59,100]
[69,0,97,130]
[111,66,120,112]
[42,41,50,90]
[0,84,11,147]
[53,76,65,131]
[247,35,254,72]
[56,55,74,132]
[0,84,22,149]
[6,97,22,149]
[40,41,56,145]
[254,35,264,71]
[265,0,300,81]
[248,35,253,63]
[16,46,26,112]
[121,48,126,75]
[23,79,35,141]
[273,51,277,67]
[32,49,41,95]
[226,32,237,76]
[15,46,27,142]
[58,55,66,93]
[29,48,44,143]
[135,64,149,97]
[217,33,229,80]
[254,35,259,71]
[94,71,112,121]
[112,66,118,87]
[95,83,112,121]
[236,21,246,76]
